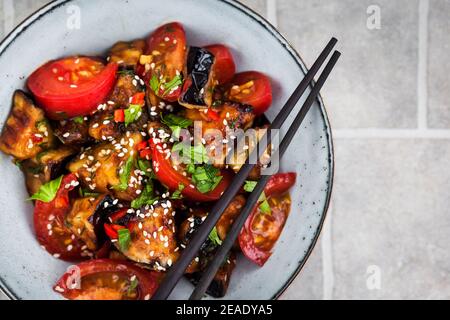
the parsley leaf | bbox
[244,181,257,193]
[162,75,183,96]
[171,183,185,200]
[208,227,223,246]
[131,182,158,209]
[259,199,272,215]
[118,228,131,252]
[72,116,84,124]
[124,104,142,126]
[29,176,63,202]
[172,143,208,165]
[116,156,134,191]
[127,278,139,296]
[192,165,223,194]
[161,114,193,130]
[150,75,160,93]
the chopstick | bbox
[189,50,341,300]
[151,38,339,300]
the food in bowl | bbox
[0,22,296,300]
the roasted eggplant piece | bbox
[66,195,115,251]
[188,252,237,298]
[88,72,147,141]
[216,195,246,240]
[68,133,144,201]
[179,47,216,109]
[0,90,55,160]
[114,204,180,271]
[108,39,146,69]
[54,118,91,146]
[21,146,76,195]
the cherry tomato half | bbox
[238,173,296,266]
[34,174,86,261]
[224,71,273,115]
[27,57,118,120]
[149,140,233,202]
[205,44,236,85]
[53,259,161,300]
[138,22,187,102]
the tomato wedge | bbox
[205,44,236,84]
[53,259,161,300]
[224,71,273,115]
[239,173,296,266]
[34,174,86,261]
[138,22,187,102]
[27,57,118,119]
[150,140,232,202]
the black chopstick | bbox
[151,38,339,300]
[189,50,341,300]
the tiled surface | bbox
[277,0,419,129]
[333,140,450,299]
[428,0,450,128]
[1,0,450,301]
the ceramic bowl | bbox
[0,0,334,300]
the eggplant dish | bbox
[0,22,297,300]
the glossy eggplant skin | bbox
[179,47,216,109]
[188,252,237,298]
[54,118,92,146]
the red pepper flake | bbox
[130,92,145,106]
[207,109,220,121]
[139,149,152,160]
[136,141,149,151]
[114,109,125,123]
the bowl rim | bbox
[0,0,335,300]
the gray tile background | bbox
[1,0,449,300]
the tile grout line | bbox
[2,0,14,35]
[417,0,429,130]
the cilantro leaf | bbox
[161,114,193,130]
[124,104,142,126]
[191,165,223,194]
[118,228,131,252]
[208,227,223,246]
[29,176,63,202]
[127,277,139,296]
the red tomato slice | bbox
[34,174,86,261]
[205,44,236,84]
[150,140,232,202]
[139,22,187,102]
[225,71,273,115]
[27,57,118,119]
[238,173,296,266]
[53,259,161,300]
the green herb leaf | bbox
[131,182,158,209]
[116,156,134,191]
[72,116,84,124]
[162,75,183,96]
[79,188,100,198]
[118,228,131,252]
[29,176,63,202]
[208,227,223,246]
[244,181,257,193]
[172,143,208,165]
[127,277,139,296]
[161,114,193,129]
[171,183,185,200]
[124,104,142,127]
[150,75,160,93]
[191,165,223,194]
[259,199,272,215]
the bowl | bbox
[0,0,334,300]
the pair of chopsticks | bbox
[152,38,340,300]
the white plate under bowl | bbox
[0,0,334,300]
